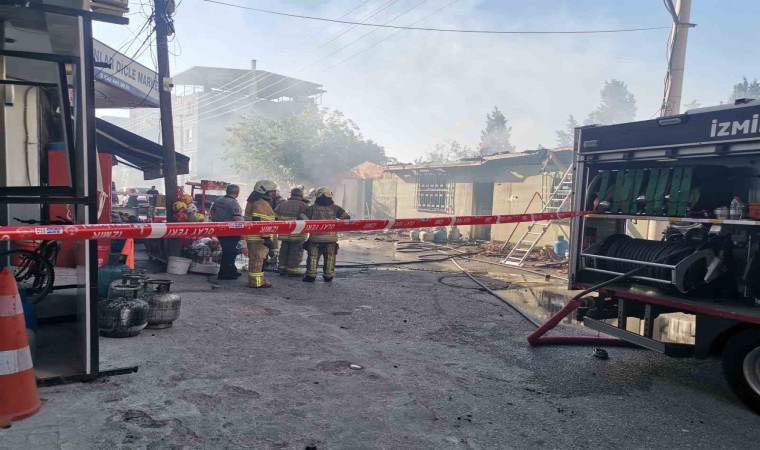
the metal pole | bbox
[661,0,693,116]
[650,0,692,240]
[153,0,180,255]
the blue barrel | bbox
[19,288,37,331]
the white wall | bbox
[4,87,39,187]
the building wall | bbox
[372,178,397,219]
[491,167,569,246]
[393,175,476,239]
[390,162,568,244]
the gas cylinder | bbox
[98,262,128,299]
[448,226,461,242]
[108,271,148,298]
[99,284,149,338]
[419,230,435,242]
[408,230,421,241]
[144,280,182,329]
[433,227,448,243]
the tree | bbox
[729,77,760,103]
[682,99,701,111]
[415,140,477,164]
[224,108,386,187]
[555,115,579,146]
[585,80,637,125]
[479,106,514,155]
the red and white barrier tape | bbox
[0,211,589,242]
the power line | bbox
[124,0,387,128]
[123,0,377,129]
[182,0,429,123]
[202,0,671,35]
[180,0,458,127]
[172,0,397,116]
[331,0,460,68]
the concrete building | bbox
[339,147,572,244]
[335,162,397,219]
[124,61,324,183]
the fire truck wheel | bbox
[722,327,760,414]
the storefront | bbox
[0,2,185,384]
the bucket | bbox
[749,203,760,219]
[166,256,192,275]
[97,242,111,268]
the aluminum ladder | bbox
[500,167,573,266]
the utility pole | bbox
[650,0,694,241]
[154,0,180,255]
[661,0,693,116]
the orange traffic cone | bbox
[121,239,135,269]
[0,268,41,427]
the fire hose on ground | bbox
[0,210,648,347]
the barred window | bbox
[415,174,454,213]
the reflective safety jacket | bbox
[301,204,350,243]
[244,198,275,242]
[275,198,310,241]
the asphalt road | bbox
[2,240,759,449]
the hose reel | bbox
[581,234,719,293]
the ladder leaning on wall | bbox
[500,166,573,267]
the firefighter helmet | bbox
[253,180,278,195]
[315,186,333,198]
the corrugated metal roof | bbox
[385,147,572,172]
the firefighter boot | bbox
[247,241,272,288]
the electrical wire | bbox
[169,0,406,118]
[329,0,460,69]
[122,0,383,129]
[175,0,445,127]
[144,0,666,126]
[162,0,385,117]
[173,0,432,127]
[202,0,671,35]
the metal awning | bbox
[96,118,189,180]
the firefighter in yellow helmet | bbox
[299,186,350,282]
[244,180,278,288]
[274,187,310,276]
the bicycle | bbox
[0,217,72,304]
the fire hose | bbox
[526,245,697,347]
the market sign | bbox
[93,39,160,108]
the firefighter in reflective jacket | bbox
[244,180,278,288]
[299,186,350,282]
[267,190,285,268]
[274,187,310,276]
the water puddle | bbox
[493,285,696,342]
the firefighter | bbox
[274,187,311,276]
[266,190,285,269]
[244,180,278,288]
[300,186,350,282]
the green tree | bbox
[585,80,637,125]
[224,108,386,187]
[415,140,477,164]
[555,115,579,146]
[479,106,514,155]
[729,77,760,103]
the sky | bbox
[93,0,760,162]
